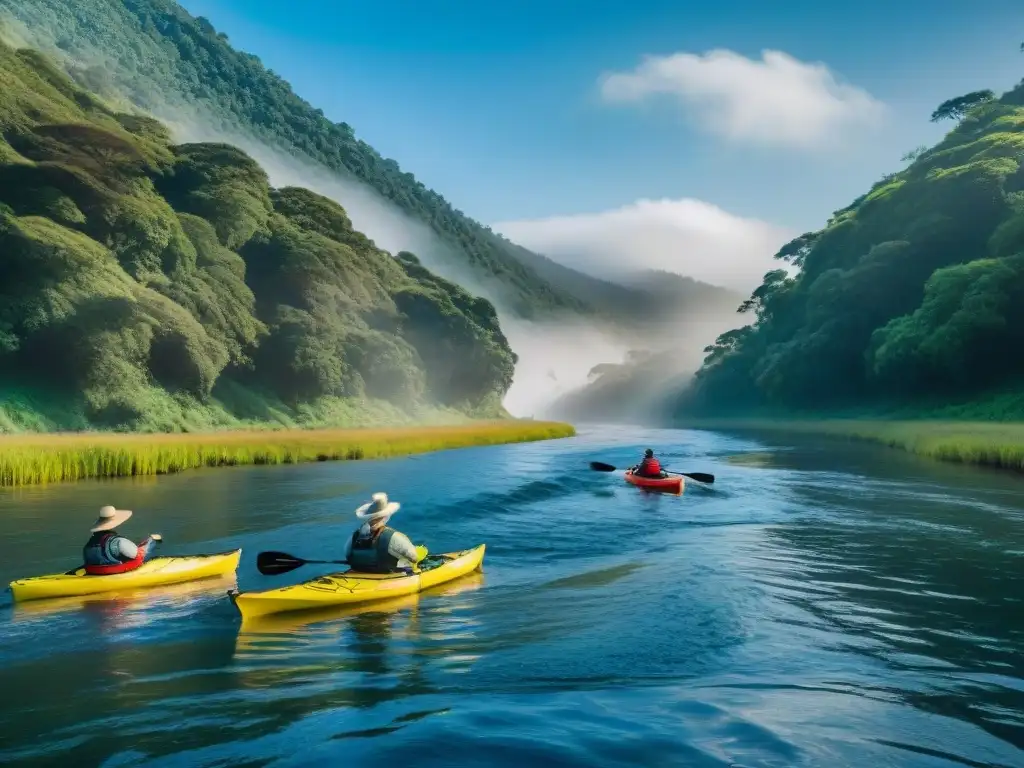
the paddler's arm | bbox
[388,531,425,571]
[112,536,139,561]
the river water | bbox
[0,426,1021,767]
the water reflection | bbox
[757,474,1024,756]
[9,574,239,627]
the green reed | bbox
[0,421,577,487]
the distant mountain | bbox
[507,243,743,328]
[619,269,743,319]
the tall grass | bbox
[0,421,576,487]
[686,418,1024,471]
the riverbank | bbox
[684,418,1024,472]
[0,421,576,487]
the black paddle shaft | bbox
[255,549,456,576]
[256,550,349,576]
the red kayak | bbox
[625,469,683,493]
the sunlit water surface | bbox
[0,426,1021,767]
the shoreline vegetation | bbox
[0,421,576,487]
[685,418,1024,472]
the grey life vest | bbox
[83,531,125,566]
[349,527,400,573]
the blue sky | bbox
[178,0,1023,284]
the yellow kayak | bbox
[235,570,486,636]
[11,573,242,621]
[9,549,242,603]
[229,544,486,620]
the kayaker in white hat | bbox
[82,506,163,575]
[343,492,428,574]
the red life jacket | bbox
[639,457,662,476]
[83,533,147,575]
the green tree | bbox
[930,90,995,122]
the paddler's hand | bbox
[150,533,163,542]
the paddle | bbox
[588,461,715,485]
[256,549,455,576]
[256,550,349,576]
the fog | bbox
[539,300,746,424]
[500,319,632,417]
[167,119,504,297]
[158,117,639,418]
[170,114,750,420]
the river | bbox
[0,426,1021,767]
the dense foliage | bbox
[0,0,608,318]
[0,40,515,431]
[681,74,1024,415]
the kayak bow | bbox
[624,469,683,493]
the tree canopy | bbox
[930,90,995,123]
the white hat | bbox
[91,505,133,533]
[355,492,400,521]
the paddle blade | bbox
[680,472,715,484]
[589,461,617,472]
[256,550,308,576]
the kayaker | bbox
[634,449,665,478]
[344,492,428,574]
[82,506,162,575]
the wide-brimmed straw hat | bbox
[355,492,400,521]
[90,505,133,533]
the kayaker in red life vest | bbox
[635,449,666,478]
[82,506,162,575]
[343,492,428,574]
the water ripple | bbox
[0,426,1021,766]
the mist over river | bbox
[0,426,1021,767]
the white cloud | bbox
[494,197,795,294]
[599,49,885,149]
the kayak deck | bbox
[235,571,487,636]
[625,469,683,493]
[229,544,486,620]
[9,549,242,602]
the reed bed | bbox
[0,421,576,487]
[687,418,1024,471]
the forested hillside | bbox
[0,40,515,432]
[680,72,1024,417]
[0,0,606,319]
